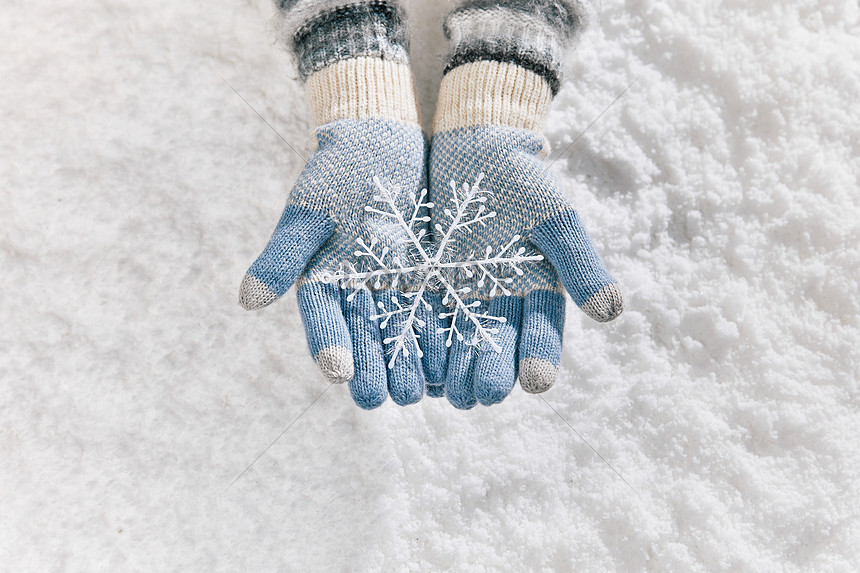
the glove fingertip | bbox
[580,283,624,322]
[316,346,355,385]
[473,296,523,406]
[530,208,621,313]
[240,205,336,309]
[238,273,280,310]
[342,288,389,409]
[518,357,559,394]
[518,289,564,393]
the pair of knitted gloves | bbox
[239,0,623,409]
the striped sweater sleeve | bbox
[275,0,411,82]
[272,0,420,127]
[442,0,588,96]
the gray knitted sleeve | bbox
[443,0,589,95]
[275,0,411,81]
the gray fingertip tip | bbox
[519,357,559,394]
[315,346,354,384]
[581,284,624,323]
[239,274,279,310]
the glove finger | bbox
[342,288,388,410]
[417,292,448,398]
[239,205,335,310]
[518,289,565,394]
[530,208,623,322]
[444,303,479,410]
[374,290,425,406]
[473,296,523,406]
[297,281,354,385]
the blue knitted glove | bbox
[239,0,431,409]
[428,0,623,409]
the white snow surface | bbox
[2,0,859,571]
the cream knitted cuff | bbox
[306,57,420,127]
[433,60,552,134]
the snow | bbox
[1,0,858,570]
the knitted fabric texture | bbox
[241,118,430,408]
[443,0,587,95]
[305,57,421,126]
[276,0,410,81]
[430,115,622,408]
[429,1,621,409]
[241,1,430,409]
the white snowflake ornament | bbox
[320,174,544,368]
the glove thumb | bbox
[530,208,623,322]
[239,204,335,310]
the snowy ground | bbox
[2,0,859,570]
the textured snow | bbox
[2,0,859,570]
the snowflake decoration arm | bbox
[322,174,544,369]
